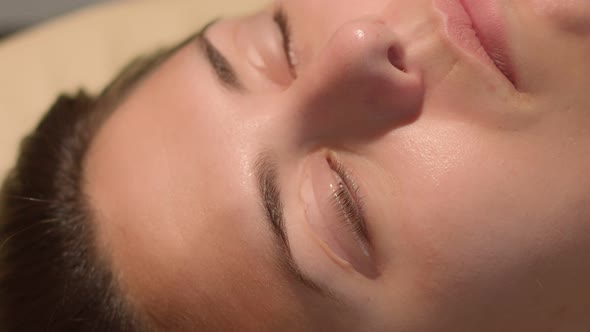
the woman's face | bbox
[85,0,590,330]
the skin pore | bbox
[84,0,590,331]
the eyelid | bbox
[234,10,294,87]
[301,153,378,278]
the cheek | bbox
[529,0,590,35]
[392,125,590,324]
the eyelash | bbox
[273,7,297,77]
[326,157,371,247]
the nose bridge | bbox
[290,18,425,145]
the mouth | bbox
[434,0,517,86]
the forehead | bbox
[83,39,306,329]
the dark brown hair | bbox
[0,41,182,331]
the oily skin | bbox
[85,0,590,331]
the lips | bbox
[434,0,516,86]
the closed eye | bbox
[273,7,297,78]
[327,156,371,250]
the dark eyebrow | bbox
[194,21,243,90]
[254,153,338,300]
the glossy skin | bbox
[84,0,590,331]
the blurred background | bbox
[0,0,109,40]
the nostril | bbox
[387,45,406,72]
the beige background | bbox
[0,0,267,178]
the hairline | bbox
[79,29,206,331]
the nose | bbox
[290,19,424,145]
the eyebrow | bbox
[254,153,338,300]
[195,21,243,90]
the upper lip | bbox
[459,0,517,86]
[435,0,517,87]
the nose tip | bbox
[291,18,424,144]
[321,19,412,77]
